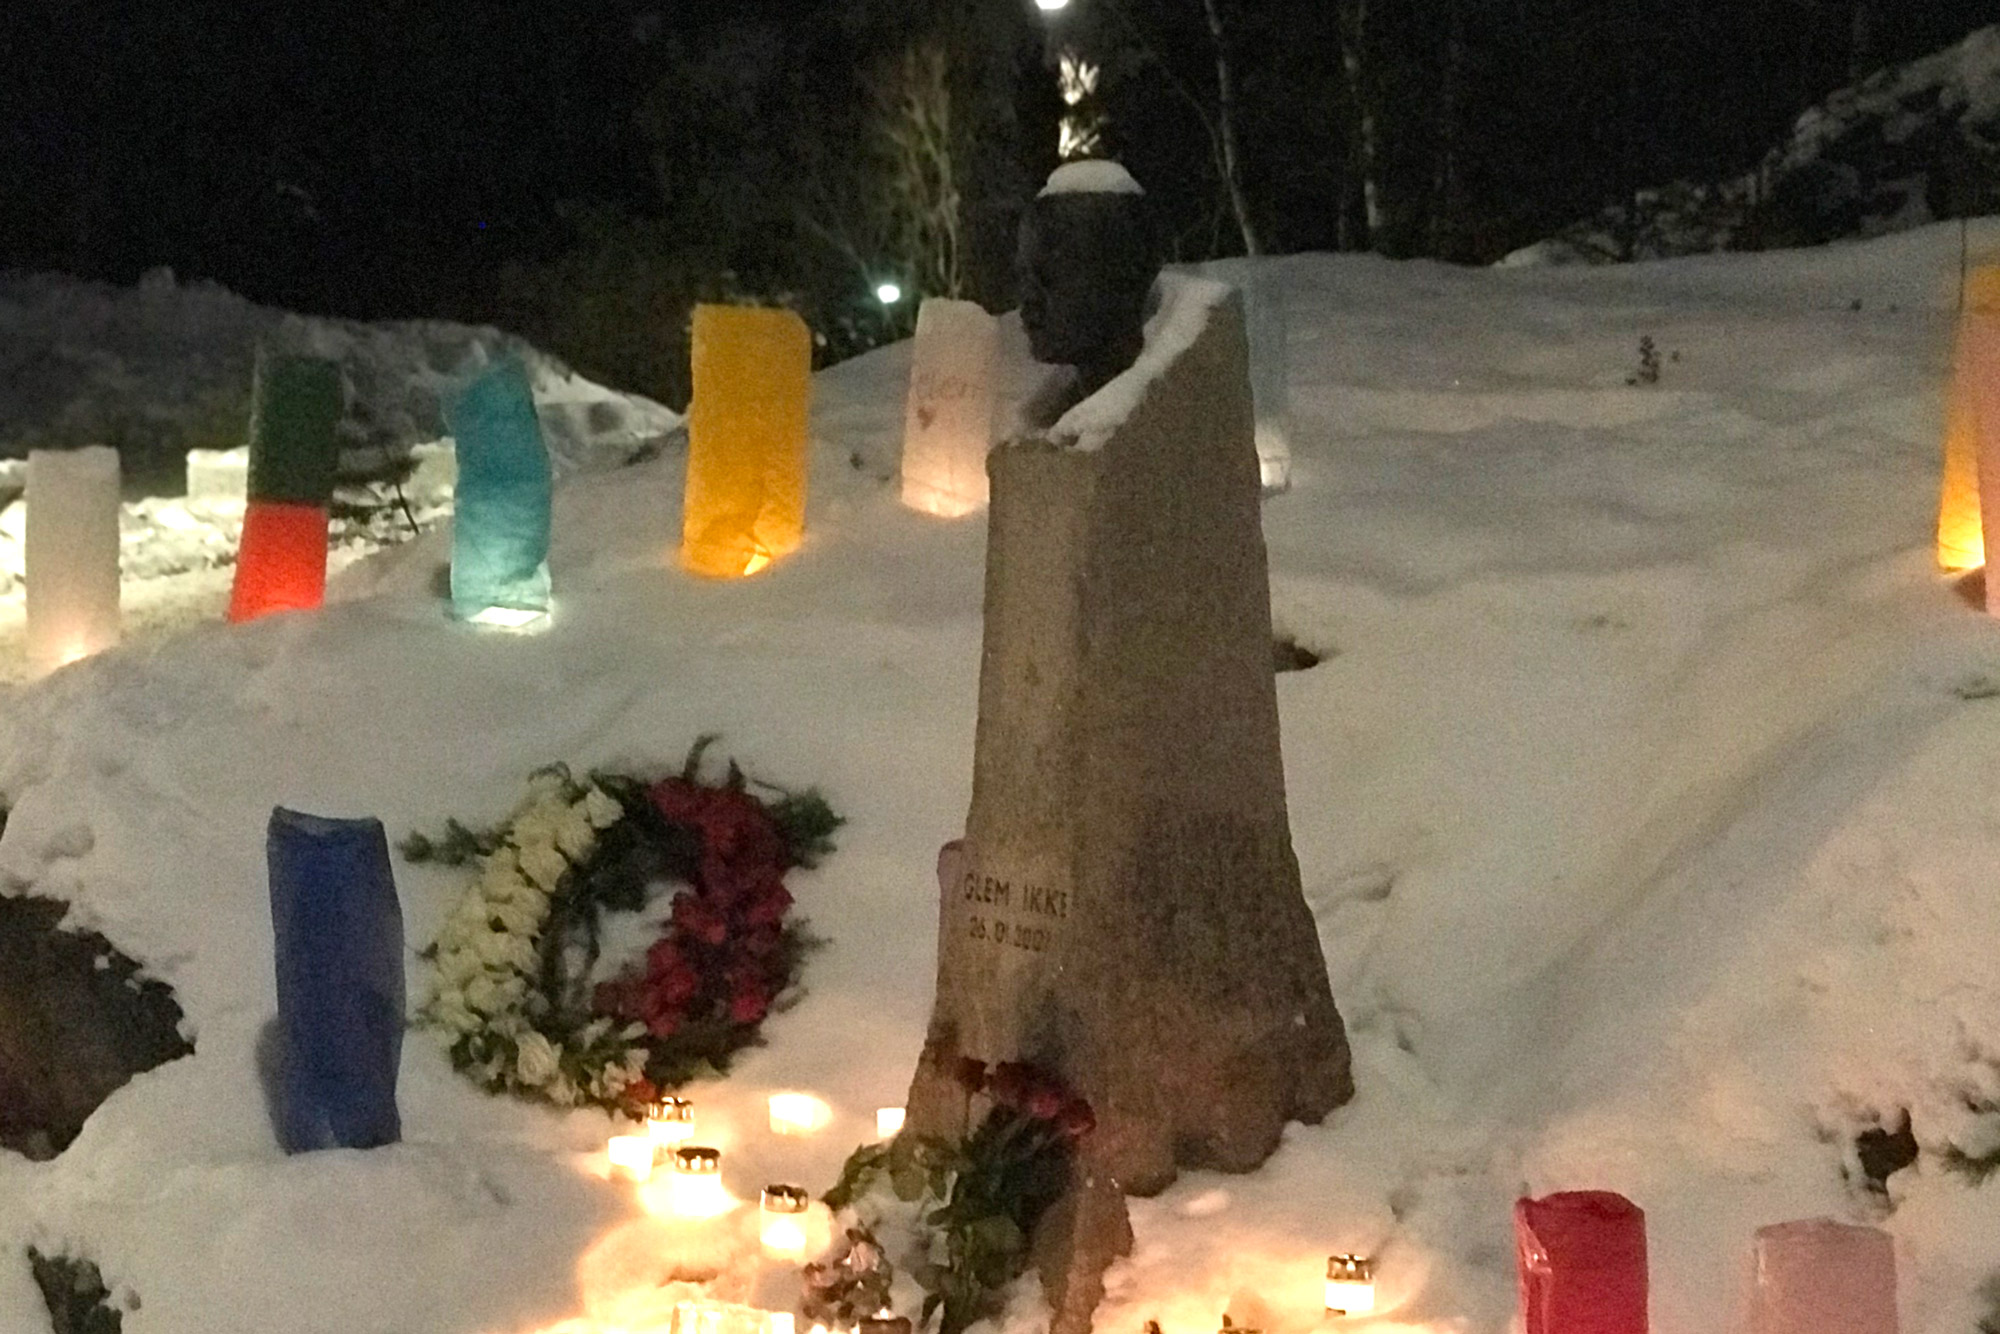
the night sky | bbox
[3,0,1994,402]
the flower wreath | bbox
[401,740,841,1112]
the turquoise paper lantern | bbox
[442,358,552,625]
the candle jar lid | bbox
[673,1146,723,1175]
[651,1096,694,1122]
[762,1184,810,1213]
[1327,1254,1374,1282]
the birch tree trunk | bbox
[1197,0,1261,256]
[1337,0,1384,250]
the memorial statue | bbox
[1016,160,1163,426]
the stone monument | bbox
[906,162,1353,1333]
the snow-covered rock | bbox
[0,268,680,485]
[1506,24,2000,266]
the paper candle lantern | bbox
[760,1184,810,1259]
[608,1133,657,1182]
[1324,1254,1376,1316]
[1514,1191,1647,1334]
[1750,1218,1897,1334]
[443,357,552,624]
[1937,266,2000,574]
[25,446,121,678]
[899,297,999,518]
[1246,273,1293,494]
[229,354,342,623]
[266,807,404,1154]
[681,304,812,578]
[647,1095,696,1146]
[768,1091,831,1136]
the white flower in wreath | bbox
[514,1030,561,1087]
[583,787,623,829]
[553,806,596,859]
[517,841,570,894]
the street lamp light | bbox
[875,281,905,306]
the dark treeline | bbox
[0,0,1991,405]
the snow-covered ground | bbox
[4,220,2000,1334]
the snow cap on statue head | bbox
[1038,159,1145,199]
[1018,158,1159,393]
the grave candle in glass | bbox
[607,1134,655,1183]
[25,446,121,678]
[1750,1218,1897,1334]
[647,1095,695,1147]
[768,1092,830,1136]
[1325,1254,1376,1317]
[670,1145,728,1216]
[1513,1191,1647,1334]
[876,1107,906,1139]
[681,304,812,578]
[760,1184,810,1260]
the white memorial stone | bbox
[900,298,1000,518]
[27,447,122,678]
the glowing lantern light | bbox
[668,1145,730,1217]
[876,1106,906,1139]
[266,807,404,1153]
[680,304,812,579]
[899,298,999,519]
[229,354,342,623]
[1750,1218,1897,1334]
[1938,265,2000,575]
[1036,0,1071,10]
[876,282,905,306]
[647,1095,696,1147]
[672,1300,793,1334]
[443,357,553,625]
[760,1184,810,1260]
[1324,1254,1376,1317]
[1514,1191,1647,1334]
[1246,273,1293,494]
[768,1092,831,1136]
[607,1133,657,1183]
[25,446,121,679]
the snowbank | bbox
[0,225,1999,1333]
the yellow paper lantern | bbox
[681,304,812,578]
[1937,266,2000,573]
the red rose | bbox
[953,1057,988,1093]
[729,983,771,1025]
[649,778,710,825]
[1026,1084,1067,1121]
[1056,1097,1096,1140]
[744,884,793,927]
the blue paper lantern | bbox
[443,358,552,625]
[267,807,405,1154]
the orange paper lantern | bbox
[1937,266,2000,573]
[228,501,330,622]
[680,304,812,578]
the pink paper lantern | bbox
[1751,1219,1897,1334]
[1515,1190,1648,1334]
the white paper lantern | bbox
[900,298,999,519]
[26,446,121,678]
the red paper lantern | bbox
[228,501,330,623]
[1515,1191,1648,1334]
